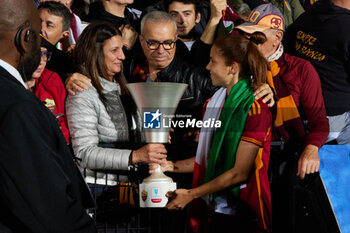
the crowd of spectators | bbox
[1,0,349,232]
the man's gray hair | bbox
[265,28,284,36]
[141,11,177,36]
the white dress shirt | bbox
[0,59,26,88]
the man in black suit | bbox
[0,0,96,232]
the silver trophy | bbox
[126,82,187,207]
[126,82,188,143]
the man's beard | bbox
[18,35,41,82]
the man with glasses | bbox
[133,10,217,172]
[26,41,70,144]
[128,10,275,233]
[65,11,217,143]
[134,10,216,131]
[128,10,217,233]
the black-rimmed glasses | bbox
[142,35,176,50]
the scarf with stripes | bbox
[267,59,305,142]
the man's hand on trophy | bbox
[133,144,167,164]
[149,161,174,174]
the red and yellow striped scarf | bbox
[267,61,305,142]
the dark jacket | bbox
[176,38,212,68]
[127,55,218,121]
[0,67,96,233]
[41,37,74,83]
[85,2,142,68]
[285,0,350,116]
[86,2,140,33]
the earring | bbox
[24,30,30,42]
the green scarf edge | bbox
[203,78,255,200]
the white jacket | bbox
[66,77,132,184]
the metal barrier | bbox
[85,166,186,233]
[82,141,340,233]
[269,142,340,233]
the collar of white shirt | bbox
[0,59,27,88]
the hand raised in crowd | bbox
[119,24,138,49]
[133,143,167,165]
[165,189,194,210]
[200,0,227,45]
[297,144,320,179]
[254,83,275,107]
[210,0,227,20]
[65,73,92,95]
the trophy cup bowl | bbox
[126,82,188,143]
[126,82,188,208]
